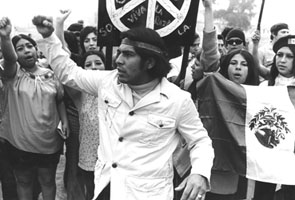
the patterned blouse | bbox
[0,64,64,153]
[78,93,100,171]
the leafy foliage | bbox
[214,0,256,31]
[248,106,291,148]
[249,107,290,135]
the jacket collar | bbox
[131,77,174,110]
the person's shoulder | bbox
[259,80,269,86]
[99,69,119,86]
[161,78,191,99]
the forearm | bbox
[38,33,99,95]
[1,35,17,77]
[252,43,270,79]
[189,130,214,184]
[55,20,71,54]
[204,4,214,32]
[1,35,17,62]
[179,98,214,183]
[58,101,68,125]
[200,30,220,72]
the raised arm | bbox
[200,0,220,72]
[0,17,17,78]
[251,30,270,80]
[33,15,101,96]
[32,15,55,38]
[203,0,214,33]
[55,10,72,54]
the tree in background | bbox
[214,0,256,31]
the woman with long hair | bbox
[254,34,295,200]
[203,47,259,200]
[219,48,259,86]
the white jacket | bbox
[39,34,214,200]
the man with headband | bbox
[32,14,214,200]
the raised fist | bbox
[32,15,54,38]
[0,17,12,37]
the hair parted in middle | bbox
[219,48,259,85]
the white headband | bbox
[121,38,163,55]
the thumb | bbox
[42,19,53,27]
[175,177,187,191]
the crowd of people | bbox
[0,0,295,199]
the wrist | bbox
[42,31,53,38]
[0,35,11,40]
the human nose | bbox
[90,39,96,46]
[235,63,242,70]
[24,46,31,53]
[91,62,97,70]
[280,55,288,62]
[115,53,123,66]
[195,46,201,52]
[278,54,287,63]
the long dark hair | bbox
[219,48,259,85]
[64,30,79,54]
[268,47,295,86]
[80,26,97,54]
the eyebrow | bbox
[118,47,136,54]
[16,42,32,47]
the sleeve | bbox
[200,29,220,73]
[176,94,214,186]
[37,34,108,96]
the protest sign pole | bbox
[257,0,265,31]
[174,0,200,87]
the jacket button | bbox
[118,137,124,142]
[104,100,109,104]
[112,163,117,168]
[129,111,134,116]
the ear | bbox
[145,57,156,70]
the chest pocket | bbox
[141,114,176,146]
